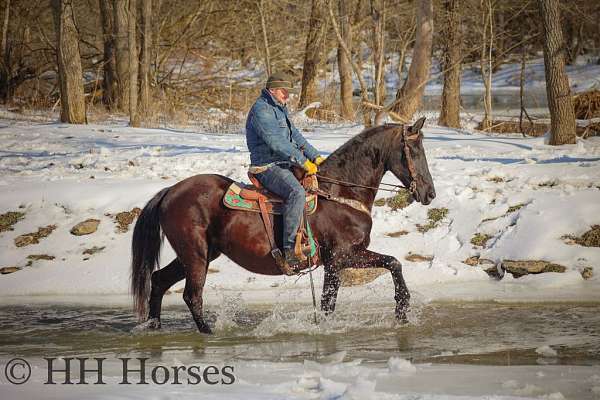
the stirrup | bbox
[271,249,296,276]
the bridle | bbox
[313,124,422,215]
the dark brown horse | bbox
[131,118,435,334]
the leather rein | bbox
[311,124,421,216]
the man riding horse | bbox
[245,72,325,268]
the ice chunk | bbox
[387,357,417,374]
[535,345,558,357]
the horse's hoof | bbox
[195,320,213,335]
[395,306,409,324]
[132,318,161,332]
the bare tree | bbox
[438,0,461,128]
[128,0,139,126]
[538,0,576,145]
[479,0,494,131]
[328,0,373,126]
[370,0,385,107]
[299,0,325,108]
[256,0,271,78]
[99,0,117,108]
[139,0,152,118]
[337,0,354,119]
[113,0,129,110]
[51,0,86,123]
[390,0,433,121]
[0,0,9,101]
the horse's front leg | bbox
[321,264,341,315]
[339,248,410,322]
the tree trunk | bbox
[390,0,433,121]
[438,0,461,128]
[480,0,493,131]
[99,0,117,108]
[0,0,10,102]
[139,0,152,119]
[370,0,385,106]
[128,0,139,127]
[256,0,271,78]
[337,0,353,119]
[328,0,372,126]
[51,0,86,124]
[538,0,576,145]
[299,0,325,108]
[113,0,129,111]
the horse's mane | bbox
[319,124,397,179]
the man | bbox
[245,72,325,267]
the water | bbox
[422,91,549,117]
[1,301,598,366]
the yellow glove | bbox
[314,156,326,166]
[303,160,318,175]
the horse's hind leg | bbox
[146,258,185,328]
[182,258,212,334]
[174,231,213,334]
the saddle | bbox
[222,170,320,275]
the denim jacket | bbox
[246,89,319,167]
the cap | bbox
[265,72,295,90]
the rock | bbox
[386,230,409,238]
[114,208,141,233]
[501,260,566,278]
[581,267,593,280]
[0,211,26,233]
[0,266,20,275]
[405,253,433,262]
[83,246,106,255]
[339,268,387,287]
[14,235,35,247]
[70,219,100,236]
[576,225,600,247]
[27,254,55,261]
[484,265,504,280]
[463,256,480,266]
[14,225,57,247]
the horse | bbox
[130,118,435,334]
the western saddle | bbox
[222,169,319,275]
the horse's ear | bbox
[410,117,426,132]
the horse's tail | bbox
[131,187,170,320]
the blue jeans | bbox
[255,164,305,250]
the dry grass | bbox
[471,233,492,247]
[573,89,600,119]
[417,208,449,233]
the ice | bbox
[387,357,417,375]
[535,345,558,357]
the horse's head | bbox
[388,117,436,205]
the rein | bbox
[315,174,407,194]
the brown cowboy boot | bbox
[284,248,303,267]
